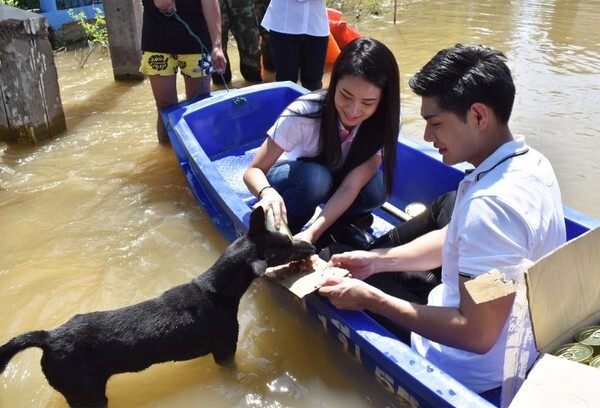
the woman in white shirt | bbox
[243,38,400,248]
[261,0,329,90]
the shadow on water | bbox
[61,80,147,131]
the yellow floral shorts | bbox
[139,52,213,78]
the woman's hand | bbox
[253,187,287,230]
[293,229,315,244]
[244,137,286,226]
[329,250,379,280]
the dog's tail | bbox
[0,331,49,374]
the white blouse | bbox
[261,0,329,37]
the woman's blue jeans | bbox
[266,161,387,233]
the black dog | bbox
[0,207,315,407]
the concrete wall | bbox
[0,6,66,143]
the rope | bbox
[161,9,229,91]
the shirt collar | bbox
[464,135,529,182]
[338,121,359,143]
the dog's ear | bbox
[250,259,268,276]
[248,206,267,237]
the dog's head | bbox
[247,206,315,276]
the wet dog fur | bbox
[0,207,315,407]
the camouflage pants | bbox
[212,0,262,84]
[253,0,275,71]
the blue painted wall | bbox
[39,0,104,30]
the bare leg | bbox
[148,75,178,144]
[184,75,211,99]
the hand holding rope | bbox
[160,9,229,91]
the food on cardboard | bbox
[264,255,349,298]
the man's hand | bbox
[318,276,384,311]
[211,47,227,75]
[329,250,379,280]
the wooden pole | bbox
[394,0,397,24]
[381,202,411,221]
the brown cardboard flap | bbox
[263,255,349,298]
[465,269,519,304]
[526,227,600,352]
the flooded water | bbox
[1,0,599,406]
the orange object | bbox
[326,32,341,64]
[329,20,362,50]
[327,8,342,21]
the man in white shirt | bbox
[318,44,566,393]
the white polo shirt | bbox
[411,135,566,393]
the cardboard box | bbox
[467,227,600,406]
[511,226,600,406]
[510,353,600,406]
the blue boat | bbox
[162,82,600,407]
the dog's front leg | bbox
[212,337,237,365]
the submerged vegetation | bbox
[67,6,107,68]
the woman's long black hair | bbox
[297,37,400,194]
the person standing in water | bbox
[260,0,329,90]
[140,0,227,143]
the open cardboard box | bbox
[468,227,600,406]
